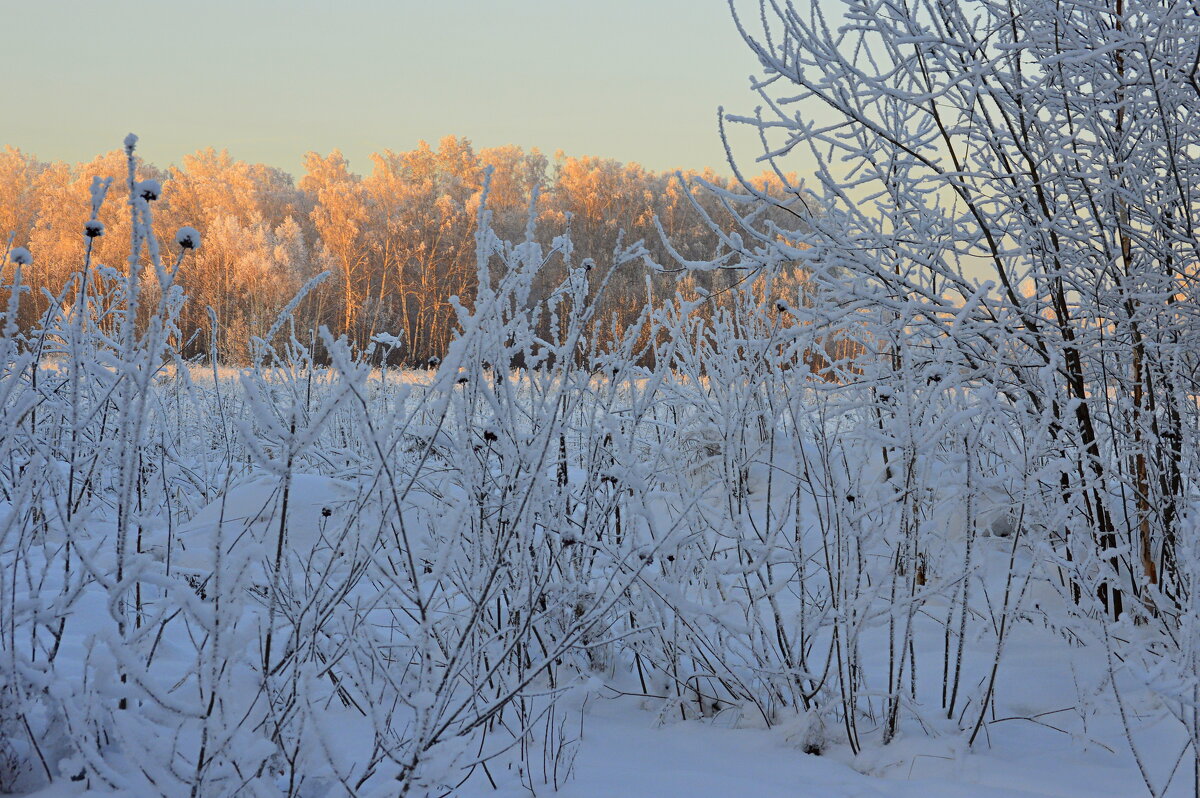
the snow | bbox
[4,356,1190,796]
[556,699,1101,798]
[9,246,32,264]
[370,331,403,349]
[22,642,1164,798]
[174,225,199,250]
[164,472,361,575]
[135,179,161,201]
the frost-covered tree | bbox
[301,150,371,344]
[0,147,40,250]
[710,0,1200,785]
[725,0,1200,618]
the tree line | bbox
[0,139,805,364]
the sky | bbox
[4,0,771,177]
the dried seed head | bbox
[84,220,105,238]
[175,226,200,250]
[137,179,162,201]
[9,247,31,265]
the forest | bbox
[0,141,801,365]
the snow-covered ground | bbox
[14,422,1179,797]
[22,675,1174,798]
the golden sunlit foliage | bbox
[0,138,803,363]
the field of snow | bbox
[3,349,1193,797]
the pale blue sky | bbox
[4,0,768,176]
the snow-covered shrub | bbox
[687,0,1200,788]
[0,154,668,795]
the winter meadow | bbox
[3,1,1200,796]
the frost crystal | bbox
[138,179,163,201]
[9,247,32,265]
[84,220,106,238]
[175,226,201,250]
[123,132,138,152]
